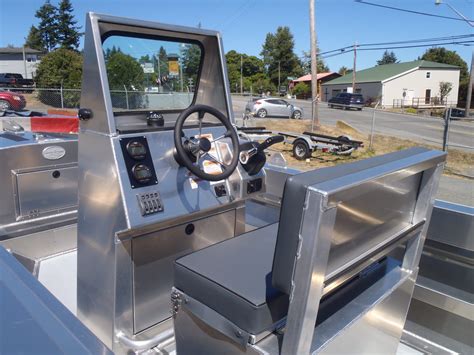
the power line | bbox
[358,40,474,51]
[319,40,474,59]
[354,0,474,22]
[318,34,474,56]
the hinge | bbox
[170,290,182,317]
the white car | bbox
[245,98,303,119]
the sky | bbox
[1,0,473,72]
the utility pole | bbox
[309,0,319,130]
[352,42,357,93]
[434,1,473,116]
[22,45,27,79]
[278,61,281,90]
[466,51,473,117]
[240,55,243,95]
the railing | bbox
[393,97,458,108]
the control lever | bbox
[239,135,284,165]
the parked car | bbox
[328,93,364,110]
[0,90,27,111]
[245,98,303,119]
[0,73,34,91]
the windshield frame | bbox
[101,30,205,116]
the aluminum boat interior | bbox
[0,13,472,355]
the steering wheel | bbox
[174,104,240,182]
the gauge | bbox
[132,164,153,184]
[127,141,147,160]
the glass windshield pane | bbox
[102,35,202,112]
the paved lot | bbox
[231,95,474,152]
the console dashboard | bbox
[114,126,265,228]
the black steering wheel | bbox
[174,104,240,182]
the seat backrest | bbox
[271,147,436,294]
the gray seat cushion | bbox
[174,223,288,335]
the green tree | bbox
[292,82,310,99]
[260,27,303,86]
[338,66,352,75]
[157,46,169,77]
[35,0,59,52]
[377,50,399,65]
[57,0,82,50]
[439,81,453,103]
[225,50,264,92]
[25,25,44,51]
[106,51,145,90]
[181,44,201,90]
[34,48,82,107]
[301,50,329,74]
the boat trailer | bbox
[238,126,364,160]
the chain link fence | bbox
[0,87,195,112]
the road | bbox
[231,95,474,152]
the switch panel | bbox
[137,191,164,216]
[214,184,227,197]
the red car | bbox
[0,90,26,111]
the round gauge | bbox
[126,141,147,160]
[132,163,153,184]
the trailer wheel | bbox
[293,140,311,160]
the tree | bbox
[301,50,329,74]
[34,48,83,107]
[292,82,311,99]
[260,27,303,87]
[25,25,44,51]
[57,0,82,50]
[377,50,399,65]
[35,0,59,52]
[106,51,145,90]
[439,81,453,103]
[225,50,264,92]
[181,44,202,89]
[338,66,352,76]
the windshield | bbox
[102,35,202,112]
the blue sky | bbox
[1,0,473,72]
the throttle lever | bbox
[240,135,285,165]
[257,135,284,152]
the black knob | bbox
[78,108,93,120]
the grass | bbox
[249,119,473,178]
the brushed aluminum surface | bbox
[132,209,236,332]
[0,131,78,238]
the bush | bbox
[292,82,310,99]
[405,107,417,114]
[34,48,83,108]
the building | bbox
[0,47,43,79]
[321,60,460,107]
[289,72,341,99]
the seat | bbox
[174,223,288,335]
[174,148,434,336]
